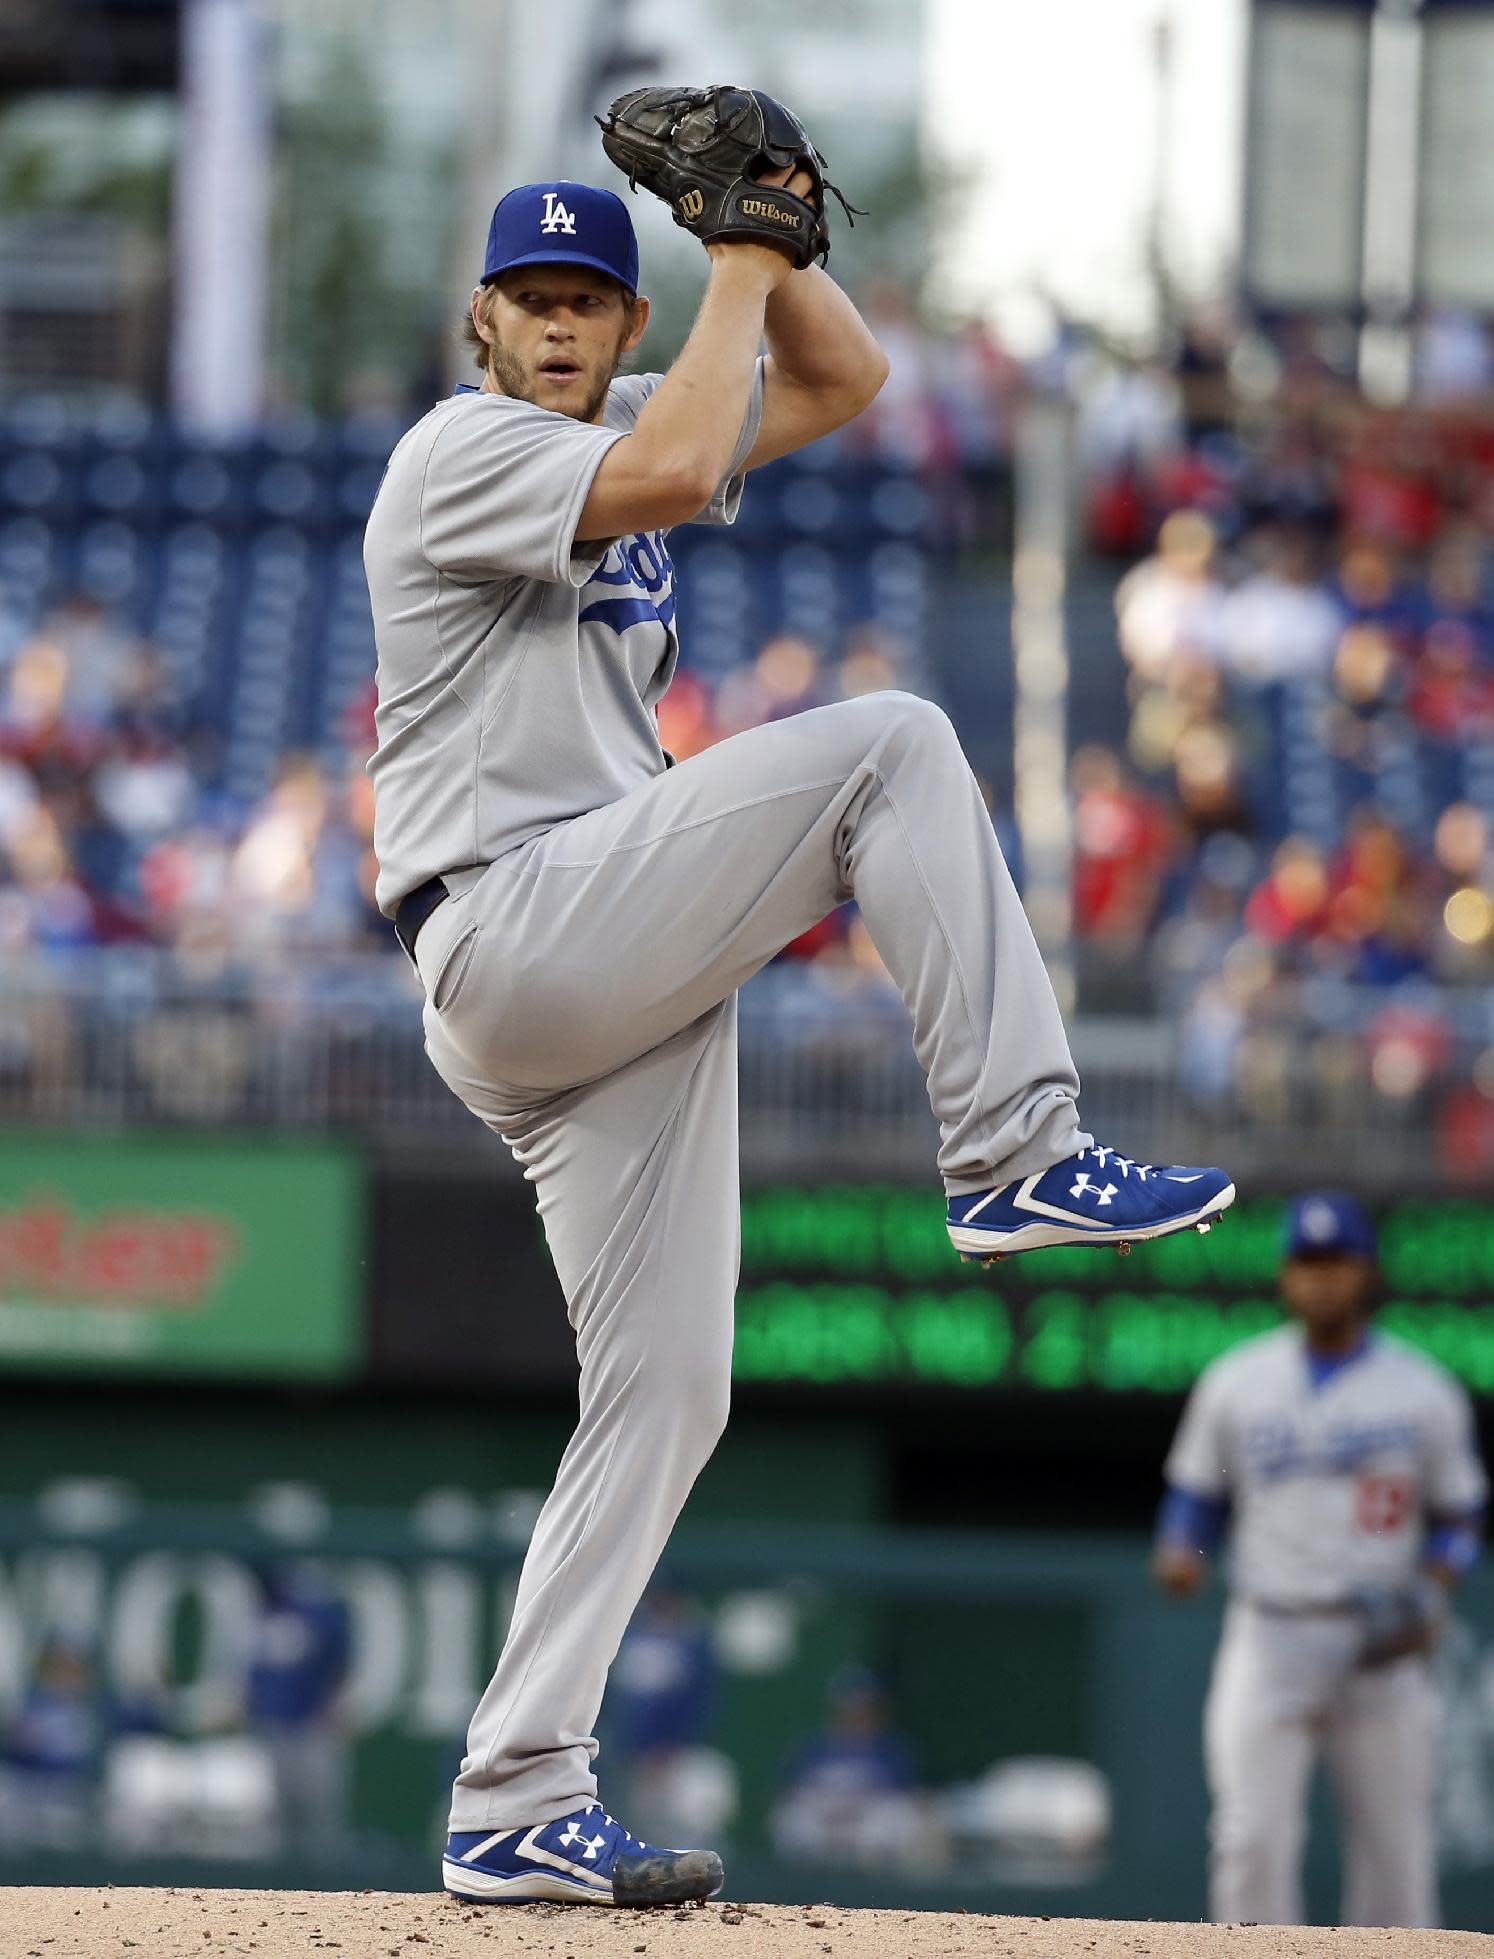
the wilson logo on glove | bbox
[597,83,863,272]
[739,198,798,227]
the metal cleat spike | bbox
[1115,1241,1133,1257]
[1196,1221,1212,1235]
[960,1253,975,1263]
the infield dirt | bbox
[3,1890,1492,1959]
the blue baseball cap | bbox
[1284,1193,1377,1261]
[481,181,639,294]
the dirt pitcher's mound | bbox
[3,1889,1492,1959]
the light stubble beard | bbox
[487,336,622,425]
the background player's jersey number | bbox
[1356,1472,1414,1535]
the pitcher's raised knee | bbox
[874,689,954,736]
[838,688,959,757]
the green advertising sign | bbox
[733,1188,1494,1396]
[0,1133,363,1380]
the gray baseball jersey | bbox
[1167,1326,1486,1605]
[363,365,763,914]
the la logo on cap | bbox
[540,192,577,236]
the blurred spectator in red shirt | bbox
[1244,836,1332,946]
[1339,417,1443,551]
[1071,744,1172,945]
[1407,620,1494,740]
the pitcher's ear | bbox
[470,286,496,345]
[623,293,651,351]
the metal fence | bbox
[0,950,1481,1186]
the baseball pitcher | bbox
[364,85,1234,1907]
[1154,1193,1487,1928]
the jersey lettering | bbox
[1244,1417,1423,1482]
[578,532,676,636]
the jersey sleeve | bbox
[608,360,765,528]
[693,356,764,527]
[1164,1365,1233,1499]
[1424,1378,1489,1517]
[418,399,625,586]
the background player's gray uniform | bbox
[1166,1326,1487,1927]
[365,373,1088,1835]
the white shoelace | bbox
[1084,1145,1155,1181]
[588,1804,638,1846]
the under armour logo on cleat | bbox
[557,1820,607,1860]
[1070,1172,1117,1206]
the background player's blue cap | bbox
[1284,1192,1377,1260]
[481,181,639,294]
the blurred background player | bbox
[244,1561,353,1865]
[1153,1193,1488,1929]
[605,1582,736,1853]
[770,1663,922,1869]
[0,1634,97,1852]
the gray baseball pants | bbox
[1205,1601,1439,1927]
[416,691,1087,1831]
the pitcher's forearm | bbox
[579,245,795,537]
[764,264,888,402]
[629,255,780,497]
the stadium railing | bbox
[0,949,1484,1185]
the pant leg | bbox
[448,1000,740,1830]
[424,692,1086,1190]
[1325,1659,1439,1928]
[1204,1605,1318,1925]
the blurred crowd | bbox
[0,590,378,964]
[0,588,919,984]
[0,584,933,1122]
[5,302,1494,1151]
[1070,310,1494,1164]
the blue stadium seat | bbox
[169,452,240,523]
[84,453,158,521]
[2,448,76,521]
[77,521,143,608]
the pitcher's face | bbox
[473,267,648,424]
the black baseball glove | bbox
[1350,1577,1445,1669]
[597,84,861,271]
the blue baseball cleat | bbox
[443,1801,724,1906]
[947,1145,1234,1261]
